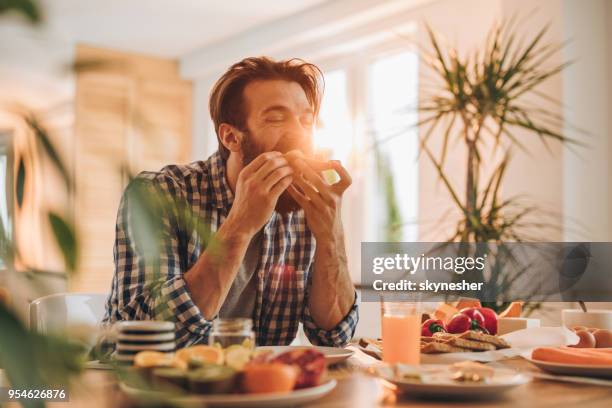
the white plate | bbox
[526,357,612,378]
[378,365,529,398]
[120,379,336,407]
[256,346,354,365]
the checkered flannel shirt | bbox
[102,151,359,348]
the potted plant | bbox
[411,20,579,313]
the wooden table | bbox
[10,354,612,407]
[311,358,612,408]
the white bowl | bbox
[562,309,612,330]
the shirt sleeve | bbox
[110,175,211,347]
[301,269,359,347]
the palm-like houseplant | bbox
[414,20,580,313]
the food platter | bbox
[119,378,337,407]
[256,346,354,365]
[377,364,529,398]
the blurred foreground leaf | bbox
[0,303,85,408]
[48,212,78,274]
[0,0,41,23]
[16,157,25,208]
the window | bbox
[368,52,419,241]
[314,70,351,163]
[315,51,419,246]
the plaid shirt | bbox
[103,151,358,348]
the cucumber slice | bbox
[187,365,237,394]
[152,367,189,390]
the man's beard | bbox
[241,132,301,215]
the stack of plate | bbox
[114,321,175,364]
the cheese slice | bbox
[498,317,540,335]
[454,297,482,311]
[433,302,459,322]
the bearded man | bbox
[103,57,358,347]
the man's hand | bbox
[286,153,355,331]
[227,151,293,237]
[286,155,352,242]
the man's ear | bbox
[218,123,244,154]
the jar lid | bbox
[213,318,253,332]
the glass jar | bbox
[209,318,255,349]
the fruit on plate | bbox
[458,308,488,333]
[433,302,459,322]
[133,351,173,368]
[446,313,472,334]
[187,365,237,394]
[250,349,274,364]
[570,330,597,348]
[476,307,498,335]
[271,349,326,388]
[241,363,299,394]
[224,345,252,370]
[175,345,224,366]
[152,367,189,390]
[499,301,523,318]
[421,319,447,337]
[447,312,488,334]
[454,297,481,311]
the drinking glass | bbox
[381,301,421,365]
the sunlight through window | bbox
[369,52,419,241]
[314,70,352,162]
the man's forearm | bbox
[309,235,355,330]
[183,216,252,320]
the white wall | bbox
[562,0,611,242]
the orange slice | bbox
[499,301,523,318]
[175,345,224,366]
[133,351,173,368]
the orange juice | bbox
[382,314,421,364]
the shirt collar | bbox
[206,151,235,210]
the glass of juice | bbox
[381,301,421,365]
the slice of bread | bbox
[447,337,497,351]
[432,331,501,351]
[421,342,471,354]
[459,331,510,349]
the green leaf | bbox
[0,303,84,408]
[48,212,78,273]
[24,115,73,192]
[16,157,25,209]
[0,0,42,24]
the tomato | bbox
[477,307,498,335]
[459,307,489,334]
[446,313,472,334]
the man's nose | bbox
[280,117,313,153]
[285,115,312,140]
